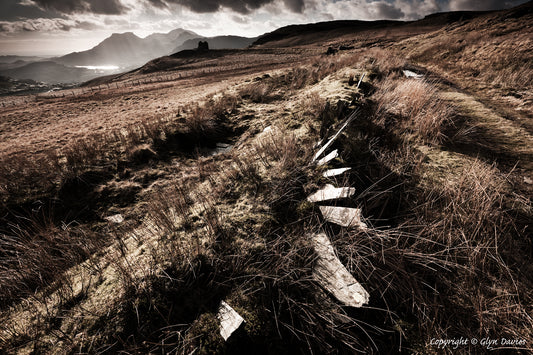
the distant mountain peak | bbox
[108,32,140,39]
[56,28,201,68]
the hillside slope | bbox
[171,35,257,53]
[0,3,532,354]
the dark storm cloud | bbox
[31,0,128,15]
[373,2,404,19]
[284,0,306,13]
[0,0,57,21]
[146,0,268,14]
[146,0,308,14]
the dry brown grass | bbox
[406,159,533,347]
[0,215,103,308]
[111,53,531,353]
[373,76,454,144]
[0,90,241,315]
[115,123,387,354]
[0,90,241,206]
[239,81,275,103]
[1,20,532,352]
[402,9,533,93]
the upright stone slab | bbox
[312,111,358,162]
[307,184,355,203]
[357,72,366,89]
[218,301,245,341]
[403,70,424,79]
[317,149,339,166]
[311,233,369,307]
[319,206,368,230]
[323,167,351,178]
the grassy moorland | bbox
[0,3,532,354]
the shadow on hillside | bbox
[443,114,533,172]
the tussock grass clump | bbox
[239,81,275,103]
[485,53,533,91]
[182,102,220,138]
[373,76,454,143]
[0,151,61,203]
[181,93,239,138]
[365,48,407,78]
[402,159,533,346]
[298,91,328,120]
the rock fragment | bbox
[312,111,357,162]
[307,184,355,202]
[403,70,424,79]
[319,206,367,230]
[323,167,351,178]
[218,301,245,341]
[357,72,366,89]
[105,214,124,224]
[311,233,369,307]
[317,149,339,166]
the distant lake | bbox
[75,65,120,71]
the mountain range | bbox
[0,29,256,85]
[56,28,199,68]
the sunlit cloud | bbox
[29,0,129,15]
[0,17,99,33]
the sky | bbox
[0,0,529,56]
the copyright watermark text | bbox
[430,337,527,350]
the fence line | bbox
[1,57,302,107]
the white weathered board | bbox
[307,184,355,203]
[317,149,339,166]
[217,301,245,341]
[311,233,369,307]
[323,167,351,178]
[319,206,367,230]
